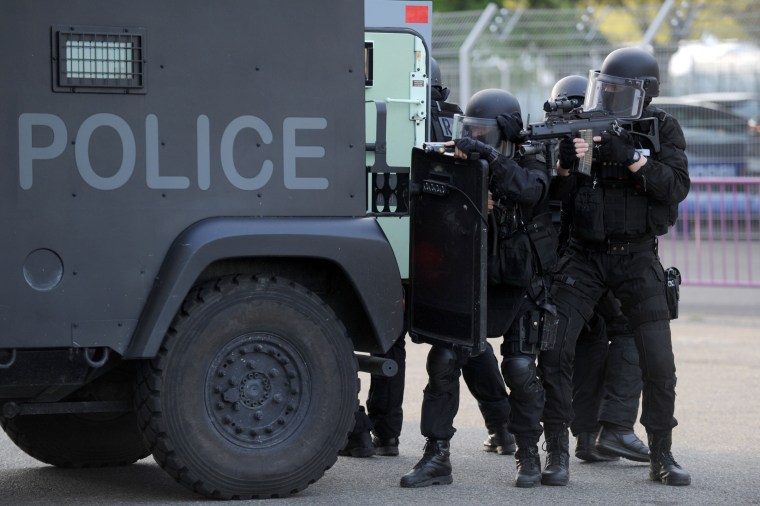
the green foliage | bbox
[433,0,589,12]
[433,0,491,12]
[434,0,760,12]
[431,0,760,44]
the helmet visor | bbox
[584,70,646,119]
[452,114,514,157]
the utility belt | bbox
[571,236,656,255]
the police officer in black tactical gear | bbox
[342,59,517,460]
[429,57,461,142]
[546,75,588,253]
[541,46,691,487]
[400,89,556,489]
[548,75,648,464]
[429,56,517,457]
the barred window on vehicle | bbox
[52,26,146,93]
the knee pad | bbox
[502,356,542,398]
[426,346,461,392]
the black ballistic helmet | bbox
[545,75,588,115]
[430,56,442,88]
[464,88,521,119]
[453,88,522,157]
[430,57,450,101]
[585,46,659,119]
[600,46,660,99]
[550,75,588,102]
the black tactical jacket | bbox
[549,105,690,241]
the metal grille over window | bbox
[52,26,145,93]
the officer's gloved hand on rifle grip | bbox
[496,112,526,144]
[455,137,500,164]
[558,136,578,171]
[597,129,636,166]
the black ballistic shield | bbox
[408,147,488,355]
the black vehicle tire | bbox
[0,363,150,467]
[0,412,150,467]
[135,274,357,500]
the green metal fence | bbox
[431,1,760,176]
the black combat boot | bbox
[483,423,516,455]
[513,437,542,488]
[575,431,619,462]
[596,425,649,462]
[399,439,453,488]
[338,428,375,458]
[541,426,570,486]
[648,432,691,486]
[372,435,400,456]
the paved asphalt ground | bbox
[1,285,758,505]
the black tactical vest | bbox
[573,107,684,241]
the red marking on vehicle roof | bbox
[406,5,428,24]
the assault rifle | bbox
[521,103,623,175]
[523,103,625,141]
[521,99,661,175]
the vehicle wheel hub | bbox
[206,332,308,448]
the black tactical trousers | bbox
[599,331,642,429]
[571,308,642,435]
[366,334,407,440]
[499,296,545,439]
[420,342,509,440]
[540,240,677,435]
[570,314,608,435]
[364,334,510,440]
[462,342,511,431]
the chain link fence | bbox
[432,1,760,177]
[430,1,760,286]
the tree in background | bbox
[433,0,587,12]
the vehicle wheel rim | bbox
[205,332,309,448]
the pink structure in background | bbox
[659,177,760,287]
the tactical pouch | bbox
[487,229,533,288]
[539,309,559,351]
[525,212,558,274]
[665,266,681,320]
[517,308,558,353]
[572,186,605,242]
[519,311,540,354]
[649,201,678,236]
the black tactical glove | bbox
[496,112,526,144]
[455,137,500,163]
[597,129,636,165]
[557,136,578,170]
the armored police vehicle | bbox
[0,0,433,499]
